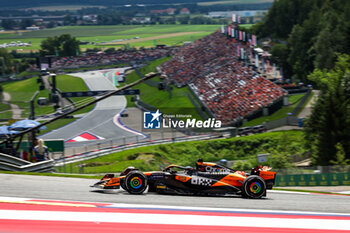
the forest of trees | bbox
[251,0,350,83]
[305,55,350,166]
[1,0,272,9]
[253,0,350,165]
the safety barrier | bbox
[0,152,31,166]
[0,152,54,172]
[275,172,350,186]
[55,133,224,167]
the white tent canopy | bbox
[254,48,264,53]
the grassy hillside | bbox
[2,77,52,118]
[59,130,305,173]
[0,25,220,52]
[54,74,95,115]
[1,74,94,118]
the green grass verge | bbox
[0,170,100,179]
[0,110,12,119]
[125,32,213,48]
[38,118,76,136]
[57,130,304,174]
[273,188,350,196]
[243,93,306,127]
[2,74,96,119]
[0,102,12,119]
[2,77,53,118]
[239,24,255,29]
[16,71,40,78]
[55,74,95,115]
[124,57,205,119]
[62,63,129,73]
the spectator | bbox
[160,31,287,125]
[33,139,49,162]
[48,47,171,70]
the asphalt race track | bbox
[40,68,144,147]
[1,174,350,232]
[0,174,349,213]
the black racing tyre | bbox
[241,175,266,199]
[125,171,148,194]
[120,179,127,191]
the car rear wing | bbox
[250,166,276,189]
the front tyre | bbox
[125,171,148,194]
[120,179,127,191]
[242,175,266,199]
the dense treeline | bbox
[253,0,350,166]
[305,55,350,166]
[0,0,272,9]
[0,3,272,16]
[252,0,350,83]
[0,49,34,75]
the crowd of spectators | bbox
[51,47,171,69]
[160,31,287,125]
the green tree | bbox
[40,34,80,57]
[287,5,321,82]
[233,160,253,171]
[1,19,17,30]
[47,21,56,28]
[190,16,206,24]
[330,143,350,165]
[178,15,189,24]
[270,44,292,80]
[0,48,13,74]
[254,0,350,82]
[305,55,350,165]
[63,15,77,26]
[20,19,34,29]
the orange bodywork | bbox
[259,170,276,180]
[212,173,246,187]
[105,177,121,187]
[175,175,191,182]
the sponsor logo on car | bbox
[191,177,213,186]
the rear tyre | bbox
[242,175,266,199]
[125,171,148,194]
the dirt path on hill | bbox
[2,92,22,119]
[105,31,203,45]
[298,90,320,118]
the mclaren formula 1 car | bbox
[91,159,276,199]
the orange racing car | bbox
[91,159,276,199]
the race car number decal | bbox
[191,177,213,186]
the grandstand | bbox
[48,47,171,70]
[160,31,287,126]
